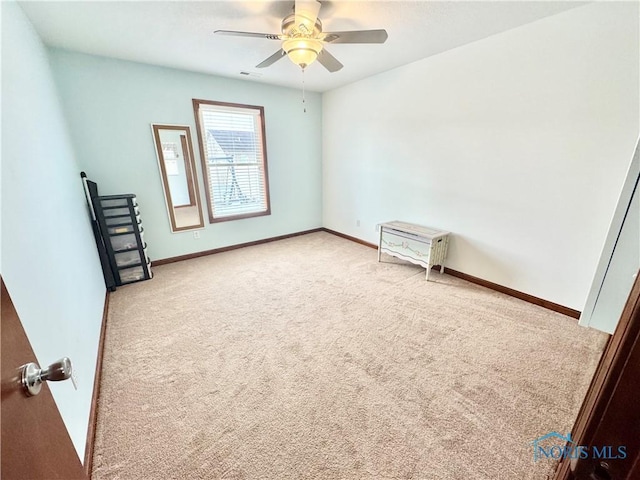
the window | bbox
[193,99,271,223]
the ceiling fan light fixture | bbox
[282,37,323,69]
[216,0,387,74]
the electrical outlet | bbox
[356,219,361,227]
[193,231,200,239]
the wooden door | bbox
[555,271,640,479]
[1,279,87,479]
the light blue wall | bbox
[1,2,107,460]
[49,50,323,261]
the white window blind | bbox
[194,101,270,222]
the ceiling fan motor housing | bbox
[281,13,323,38]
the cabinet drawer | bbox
[114,250,142,267]
[381,230,431,264]
[108,224,135,235]
[100,197,137,208]
[103,207,129,217]
[110,233,139,252]
[109,225,142,236]
[100,198,126,208]
[103,206,139,218]
[105,215,130,226]
[119,265,145,284]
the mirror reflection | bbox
[151,124,204,232]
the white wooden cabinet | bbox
[378,221,450,280]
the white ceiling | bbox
[19,1,586,92]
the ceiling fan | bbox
[214,0,388,72]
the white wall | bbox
[322,2,639,311]
[1,2,107,460]
[49,50,323,261]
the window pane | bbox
[208,164,267,218]
[193,100,271,222]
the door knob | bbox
[21,357,74,396]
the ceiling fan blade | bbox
[256,49,287,68]
[294,0,321,35]
[323,29,388,44]
[214,30,282,40]
[317,49,343,73]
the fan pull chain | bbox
[302,67,306,113]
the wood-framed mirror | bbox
[151,124,205,232]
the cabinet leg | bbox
[440,265,445,274]
[377,249,381,262]
[426,267,430,281]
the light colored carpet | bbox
[92,232,607,479]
